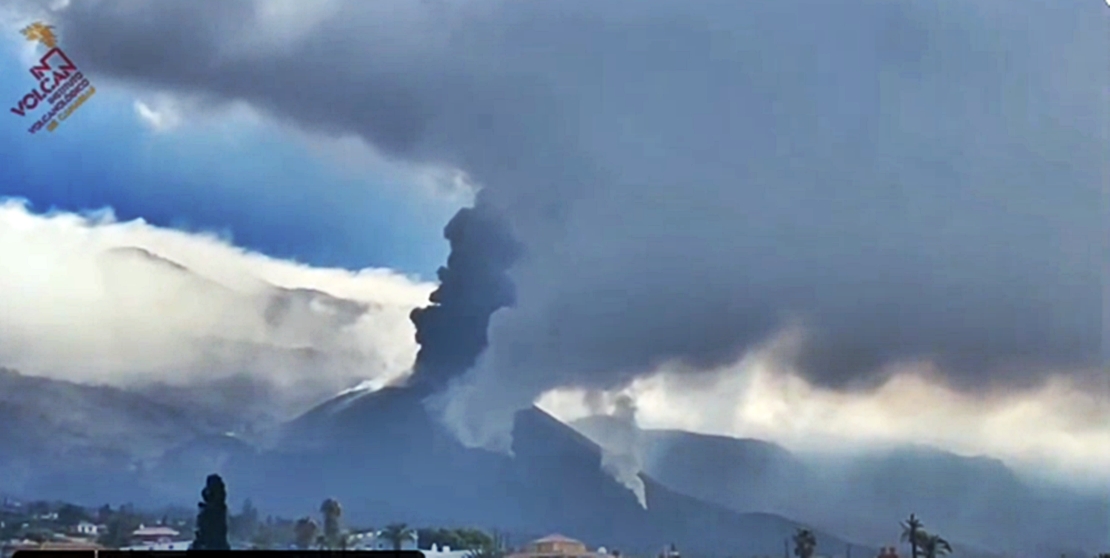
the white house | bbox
[423,543,473,558]
[349,530,419,551]
[73,521,100,537]
[347,530,470,558]
[131,526,181,544]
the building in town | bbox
[348,529,420,551]
[507,534,609,558]
[347,530,492,558]
[119,541,192,551]
[130,525,181,544]
[71,521,101,537]
[657,543,680,558]
[423,543,473,558]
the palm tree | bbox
[465,529,507,558]
[320,499,342,550]
[462,529,504,557]
[792,529,816,558]
[380,522,415,551]
[900,514,924,558]
[919,533,952,558]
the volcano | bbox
[192,204,857,555]
[199,384,856,557]
[105,205,852,554]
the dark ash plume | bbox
[408,197,521,393]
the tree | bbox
[464,530,506,558]
[792,529,816,558]
[190,474,230,551]
[294,517,319,550]
[381,522,415,551]
[418,528,453,550]
[25,531,49,543]
[319,498,343,550]
[420,528,496,551]
[97,508,141,548]
[27,501,50,516]
[900,514,924,558]
[919,533,952,558]
[57,504,88,526]
[458,528,497,551]
[96,505,112,524]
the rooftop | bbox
[534,534,582,544]
[132,526,180,536]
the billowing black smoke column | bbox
[408,199,522,393]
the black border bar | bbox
[12,551,428,558]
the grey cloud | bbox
[46,0,1108,418]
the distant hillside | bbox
[0,368,204,503]
[0,368,201,458]
[571,416,1109,555]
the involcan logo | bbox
[9,22,97,134]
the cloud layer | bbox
[538,332,1110,490]
[0,199,432,421]
[13,0,1110,450]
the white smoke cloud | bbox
[0,199,431,419]
[594,393,647,509]
[538,330,1110,491]
[133,98,182,132]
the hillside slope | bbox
[204,386,861,557]
[571,416,1109,555]
[0,368,204,503]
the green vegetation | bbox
[98,509,143,549]
[463,529,507,558]
[320,498,343,550]
[899,514,955,558]
[918,533,952,558]
[380,522,415,551]
[419,527,497,551]
[901,514,923,558]
[190,474,230,550]
[792,529,816,558]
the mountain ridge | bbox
[571,415,1109,555]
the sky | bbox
[0,16,465,275]
[0,0,1107,491]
